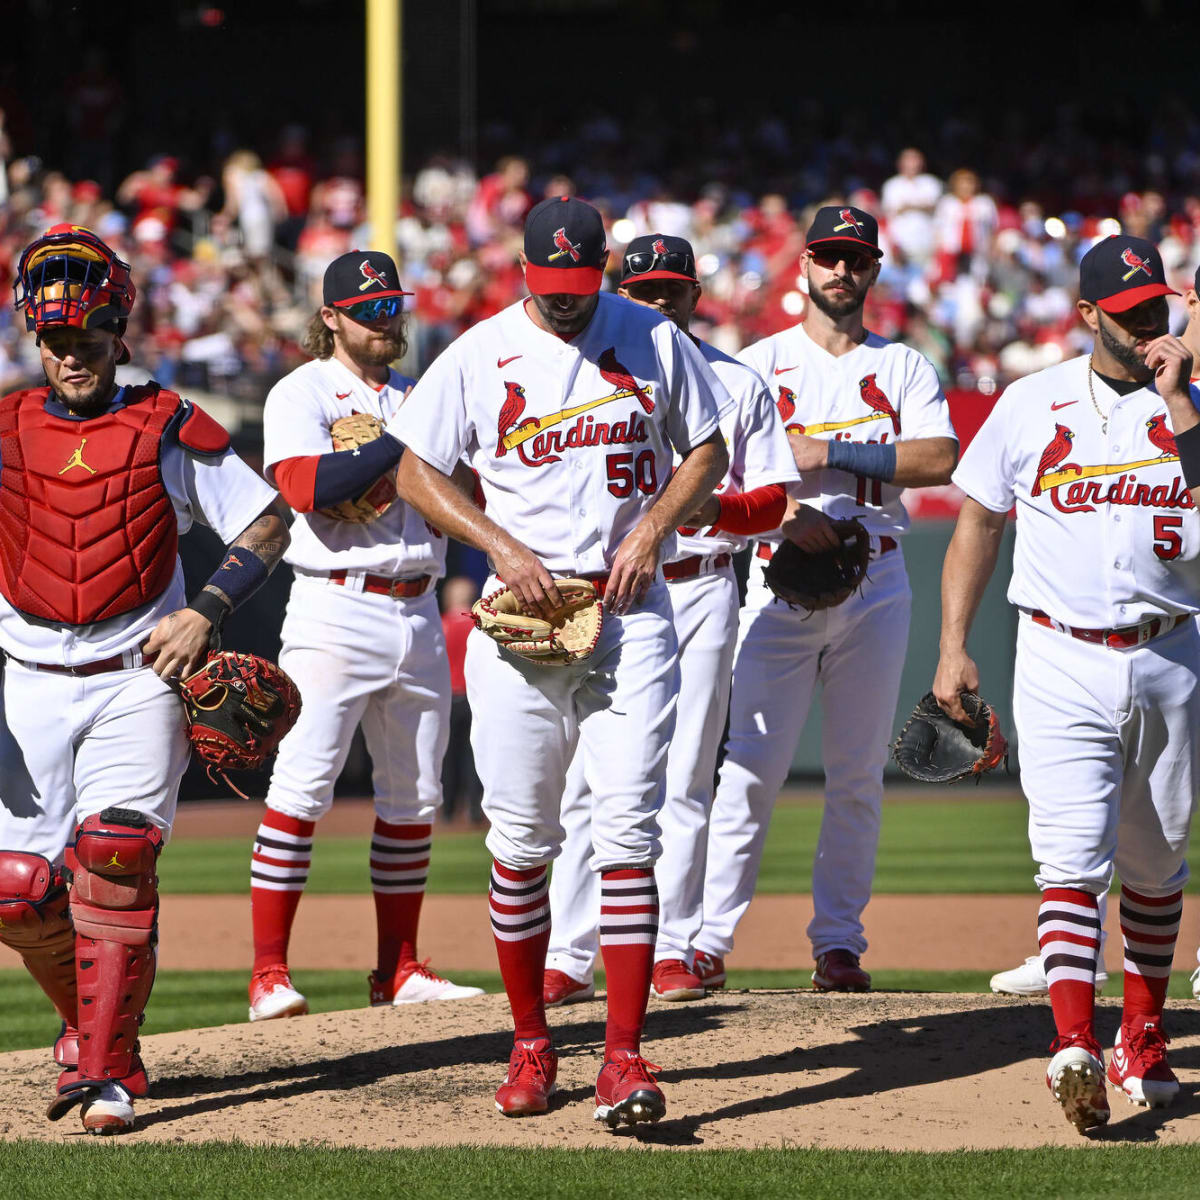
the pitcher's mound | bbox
[2,992,1198,1150]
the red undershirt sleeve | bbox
[273,455,321,513]
[712,483,788,535]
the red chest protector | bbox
[0,384,183,625]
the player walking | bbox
[936,236,1200,1132]
[247,250,482,1021]
[694,206,958,993]
[544,234,799,1005]
[0,225,287,1134]
[391,198,729,1126]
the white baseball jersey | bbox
[0,387,276,667]
[738,324,955,540]
[671,341,799,563]
[954,355,1200,628]
[262,357,448,579]
[388,292,729,573]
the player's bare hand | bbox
[490,537,563,618]
[780,501,840,551]
[788,433,830,473]
[143,609,214,680]
[1144,335,1194,405]
[607,522,661,614]
[682,495,720,529]
[932,648,981,724]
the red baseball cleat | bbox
[651,958,705,1001]
[495,1037,557,1116]
[594,1050,666,1128]
[812,949,871,992]
[692,950,725,989]
[543,968,595,1007]
[248,963,308,1022]
[1108,1017,1178,1108]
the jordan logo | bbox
[59,439,97,477]
[105,853,125,869]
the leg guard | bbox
[64,808,162,1099]
[0,851,77,1026]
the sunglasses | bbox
[807,247,875,272]
[340,296,404,323]
[623,249,695,278]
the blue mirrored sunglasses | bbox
[341,296,404,322]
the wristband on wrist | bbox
[186,588,230,646]
[193,548,271,614]
[1175,423,1200,490]
[825,439,897,482]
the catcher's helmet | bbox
[13,224,136,364]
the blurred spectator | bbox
[221,150,286,263]
[881,148,941,267]
[934,168,998,283]
[439,576,483,827]
[465,155,530,247]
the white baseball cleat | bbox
[1191,965,1200,1001]
[1046,1040,1109,1134]
[80,1082,135,1135]
[990,955,1107,996]
[370,960,485,1005]
[248,963,309,1022]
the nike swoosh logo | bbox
[498,355,522,368]
[1050,400,1077,411]
[774,366,797,375]
[336,391,352,400]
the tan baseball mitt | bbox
[472,578,603,666]
[317,411,398,524]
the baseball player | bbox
[390,197,729,1127]
[247,250,482,1022]
[544,234,799,1005]
[694,205,958,994]
[0,225,287,1134]
[935,235,1200,1133]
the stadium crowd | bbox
[4,108,1200,401]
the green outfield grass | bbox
[1,967,1196,1055]
[158,797,1200,895]
[2,1142,1198,1200]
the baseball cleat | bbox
[989,955,1108,996]
[495,1037,557,1116]
[813,949,871,992]
[1191,965,1200,1001]
[650,958,706,1002]
[543,969,595,1007]
[80,1082,135,1135]
[692,951,725,989]
[1107,1018,1178,1108]
[369,959,485,1005]
[1046,1038,1110,1133]
[594,1050,666,1128]
[248,963,309,1022]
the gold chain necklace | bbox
[1087,356,1109,435]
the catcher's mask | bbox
[14,224,136,365]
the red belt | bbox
[663,553,732,581]
[19,651,153,677]
[756,536,897,562]
[1029,610,1189,649]
[328,570,433,598]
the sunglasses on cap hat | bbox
[623,248,696,278]
[807,246,875,272]
[339,296,404,323]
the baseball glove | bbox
[764,519,871,613]
[891,691,1009,784]
[472,578,603,666]
[318,411,398,524]
[179,651,302,791]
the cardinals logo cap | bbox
[620,233,698,286]
[1079,235,1177,313]
[523,196,608,295]
[805,204,883,259]
[323,250,413,308]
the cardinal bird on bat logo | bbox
[548,227,582,263]
[359,260,388,291]
[1120,247,1153,281]
[858,374,900,435]
[833,209,865,236]
[496,381,530,457]
[652,237,668,256]
[1147,413,1178,457]
[1031,423,1075,497]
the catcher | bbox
[247,250,483,1025]
[0,224,289,1134]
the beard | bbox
[50,371,116,416]
[530,292,598,336]
[1097,315,1154,381]
[808,279,867,320]
[355,332,407,367]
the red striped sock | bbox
[1038,887,1100,1043]
[489,861,551,1042]
[599,868,658,1059]
[250,810,315,972]
[1120,887,1182,1022]
[371,819,431,978]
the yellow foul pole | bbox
[366,0,400,256]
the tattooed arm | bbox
[144,501,291,679]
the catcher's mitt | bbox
[891,691,1009,784]
[179,651,302,791]
[472,578,603,666]
[318,411,397,524]
[764,519,870,613]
